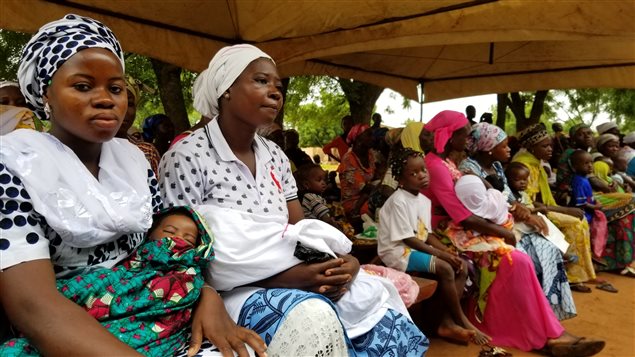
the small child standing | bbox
[295,163,344,231]
[378,148,490,345]
[569,150,609,260]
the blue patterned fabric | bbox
[238,289,429,357]
[516,233,576,321]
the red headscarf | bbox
[424,110,469,154]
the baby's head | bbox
[505,162,530,193]
[295,163,327,194]
[149,210,199,247]
[570,149,594,176]
[391,147,428,191]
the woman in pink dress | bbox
[422,110,605,357]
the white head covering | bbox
[455,175,510,225]
[193,44,273,118]
[623,132,635,144]
[596,122,618,135]
[0,80,19,89]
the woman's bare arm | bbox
[460,215,516,246]
[0,259,140,356]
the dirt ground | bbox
[423,272,635,357]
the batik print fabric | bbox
[1,207,214,357]
[238,289,429,357]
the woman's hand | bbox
[321,254,360,301]
[525,214,549,235]
[562,207,586,220]
[188,287,267,357]
[510,202,532,222]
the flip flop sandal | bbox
[479,344,512,357]
[549,337,606,357]
[620,266,635,277]
[569,283,592,293]
[595,281,618,293]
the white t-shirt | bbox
[377,188,432,271]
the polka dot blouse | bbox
[0,163,162,278]
[159,120,297,218]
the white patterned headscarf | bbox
[467,122,507,154]
[17,14,124,120]
[193,44,273,118]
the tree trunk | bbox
[496,93,507,130]
[529,90,549,124]
[337,79,384,124]
[150,58,190,133]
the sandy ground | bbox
[422,272,635,357]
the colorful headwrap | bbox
[142,114,169,142]
[596,133,620,150]
[384,127,404,146]
[466,122,507,154]
[596,122,618,135]
[423,110,469,154]
[518,123,549,148]
[0,80,19,89]
[568,123,590,138]
[193,44,273,118]
[346,123,370,145]
[125,75,141,104]
[17,14,124,120]
[400,122,424,152]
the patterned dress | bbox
[459,157,576,320]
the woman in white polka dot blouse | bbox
[160,44,429,357]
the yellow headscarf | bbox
[512,150,556,206]
[400,122,424,152]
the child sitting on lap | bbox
[378,148,490,345]
[2,206,214,356]
[295,163,346,232]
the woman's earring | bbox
[488,151,493,156]
[224,92,230,100]
[44,102,51,119]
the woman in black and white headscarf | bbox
[0,14,255,357]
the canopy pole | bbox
[419,81,425,122]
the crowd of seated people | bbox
[3,13,635,357]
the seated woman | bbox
[459,122,576,320]
[159,44,428,356]
[3,206,215,355]
[423,110,604,356]
[591,133,635,275]
[0,15,260,357]
[512,123,606,293]
[339,123,382,225]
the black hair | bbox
[569,149,592,166]
[148,207,199,242]
[293,163,324,192]
[390,147,424,180]
[504,162,530,179]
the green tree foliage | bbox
[284,76,349,147]
[0,30,30,80]
[550,89,635,132]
